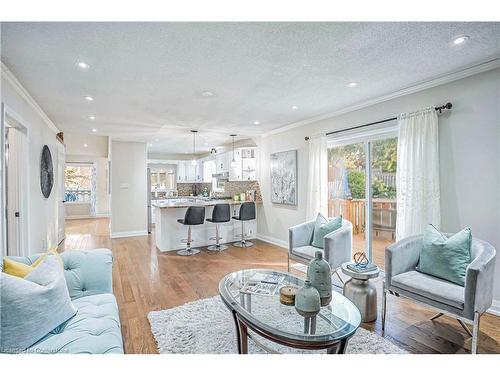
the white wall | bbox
[65,133,110,217]
[257,68,500,299]
[1,65,62,253]
[110,140,148,237]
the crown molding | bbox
[1,61,60,134]
[263,57,500,137]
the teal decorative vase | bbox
[307,251,332,306]
[294,280,321,317]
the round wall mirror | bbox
[40,145,54,198]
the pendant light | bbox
[230,134,237,168]
[191,130,198,166]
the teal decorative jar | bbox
[294,280,321,317]
[307,251,332,306]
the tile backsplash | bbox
[177,181,262,201]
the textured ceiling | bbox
[1,22,499,153]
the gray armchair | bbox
[288,218,353,280]
[382,234,496,354]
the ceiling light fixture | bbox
[88,115,96,120]
[453,35,469,45]
[91,128,97,133]
[348,82,358,87]
[155,138,159,142]
[200,90,215,97]
[291,105,298,110]
[230,134,237,168]
[84,96,94,102]
[254,121,260,125]
[83,143,88,148]
[191,130,198,165]
[77,61,89,69]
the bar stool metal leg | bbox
[207,223,228,252]
[177,226,200,256]
[233,221,254,248]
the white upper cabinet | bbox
[203,159,216,182]
[216,152,230,173]
[229,148,242,181]
[177,161,185,182]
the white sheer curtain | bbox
[306,135,328,221]
[396,107,440,240]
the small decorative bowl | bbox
[279,285,298,306]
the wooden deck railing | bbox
[328,198,396,236]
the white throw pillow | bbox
[0,254,77,353]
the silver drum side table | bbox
[341,262,380,323]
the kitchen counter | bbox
[153,199,261,209]
[153,198,259,251]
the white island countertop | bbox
[152,198,261,209]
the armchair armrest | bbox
[60,249,114,299]
[464,240,496,317]
[324,220,352,268]
[385,235,422,288]
[289,220,316,253]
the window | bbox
[65,164,93,202]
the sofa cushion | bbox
[28,293,123,354]
[392,271,464,309]
[292,245,324,260]
[417,225,472,286]
[311,214,342,249]
[1,255,77,353]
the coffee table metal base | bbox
[229,308,351,354]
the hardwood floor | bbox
[61,218,500,354]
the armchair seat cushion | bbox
[292,245,324,260]
[28,293,123,354]
[392,271,464,310]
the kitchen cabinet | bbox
[177,161,185,182]
[216,152,230,173]
[203,159,216,183]
[229,148,242,181]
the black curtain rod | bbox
[305,102,452,140]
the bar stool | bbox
[177,206,205,256]
[206,203,231,252]
[232,202,256,248]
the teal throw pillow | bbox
[416,224,472,286]
[311,214,342,249]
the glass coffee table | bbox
[219,269,361,354]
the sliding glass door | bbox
[327,133,397,269]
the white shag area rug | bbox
[148,296,407,354]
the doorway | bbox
[4,114,29,257]
[327,128,398,269]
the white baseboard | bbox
[256,233,288,249]
[487,299,500,317]
[95,213,110,218]
[110,230,149,239]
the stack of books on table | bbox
[346,262,378,273]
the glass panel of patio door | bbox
[328,142,367,260]
[370,137,398,270]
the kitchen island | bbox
[153,198,259,252]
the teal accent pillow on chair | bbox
[417,224,472,286]
[311,214,342,249]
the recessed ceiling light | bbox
[77,61,89,69]
[453,35,469,45]
[84,96,94,102]
[254,121,260,125]
[348,82,358,88]
[291,105,298,110]
[83,143,88,148]
[155,138,159,142]
[91,128,97,132]
[88,115,96,120]
[200,90,215,97]
[148,143,153,147]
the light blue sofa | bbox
[5,249,124,354]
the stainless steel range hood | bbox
[212,171,229,180]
